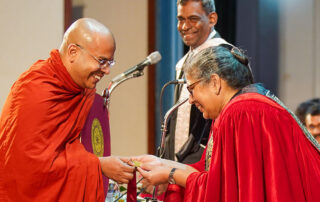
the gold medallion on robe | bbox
[91,118,104,157]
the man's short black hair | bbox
[306,103,320,116]
[296,98,320,124]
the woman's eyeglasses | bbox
[186,79,204,96]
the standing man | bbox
[164,0,229,163]
[0,18,134,201]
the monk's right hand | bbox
[99,156,135,184]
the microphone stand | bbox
[148,80,187,201]
[148,97,188,202]
[100,53,161,201]
[100,70,146,202]
[102,71,144,108]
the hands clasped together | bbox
[99,155,197,195]
[130,155,171,195]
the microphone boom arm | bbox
[102,71,144,108]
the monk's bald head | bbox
[59,18,116,89]
[59,18,115,53]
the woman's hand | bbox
[137,166,171,186]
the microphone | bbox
[111,51,162,83]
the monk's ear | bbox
[67,44,79,63]
[208,12,218,27]
[210,73,221,95]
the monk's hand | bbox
[99,156,135,184]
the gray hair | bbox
[185,45,254,90]
[177,0,216,14]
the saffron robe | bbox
[183,92,320,202]
[0,50,105,201]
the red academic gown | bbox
[0,50,105,201]
[166,93,320,202]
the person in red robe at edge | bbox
[133,45,320,201]
[0,18,134,201]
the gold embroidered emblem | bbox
[205,131,214,171]
[91,118,104,157]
